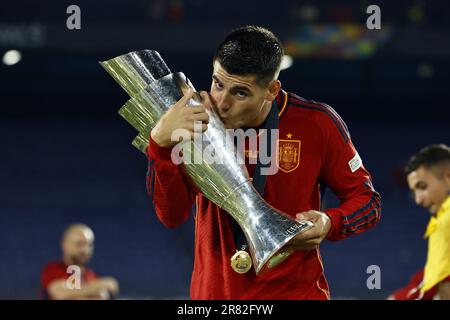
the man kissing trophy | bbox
[100,50,313,275]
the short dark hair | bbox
[405,144,450,175]
[213,25,284,86]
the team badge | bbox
[276,133,301,173]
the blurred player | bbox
[40,223,119,300]
[389,144,450,300]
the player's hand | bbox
[284,210,331,251]
[150,89,212,147]
[97,277,119,294]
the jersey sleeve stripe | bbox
[344,213,379,234]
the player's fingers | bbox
[186,121,209,132]
[198,91,215,111]
[191,112,209,123]
[187,124,208,139]
[296,211,319,222]
[188,105,208,114]
[175,88,195,108]
[292,226,321,241]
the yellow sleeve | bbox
[422,206,450,293]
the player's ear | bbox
[266,79,281,102]
[444,166,450,186]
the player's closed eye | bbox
[417,183,427,190]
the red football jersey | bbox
[146,90,381,299]
[391,269,450,300]
[40,261,97,299]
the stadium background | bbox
[1,0,449,299]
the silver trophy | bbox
[100,50,313,275]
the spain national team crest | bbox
[276,133,301,173]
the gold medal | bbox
[230,250,252,274]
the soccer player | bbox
[389,144,450,300]
[40,223,119,300]
[147,25,381,299]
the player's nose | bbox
[415,193,425,206]
[215,93,232,113]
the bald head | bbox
[62,223,94,242]
[61,223,95,266]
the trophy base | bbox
[255,220,314,275]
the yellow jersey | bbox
[422,195,450,293]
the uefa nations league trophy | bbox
[100,50,313,275]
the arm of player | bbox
[316,108,381,242]
[286,108,381,250]
[147,135,197,228]
[437,282,450,300]
[147,89,210,228]
[47,277,119,300]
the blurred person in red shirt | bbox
[40,223,119,300]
